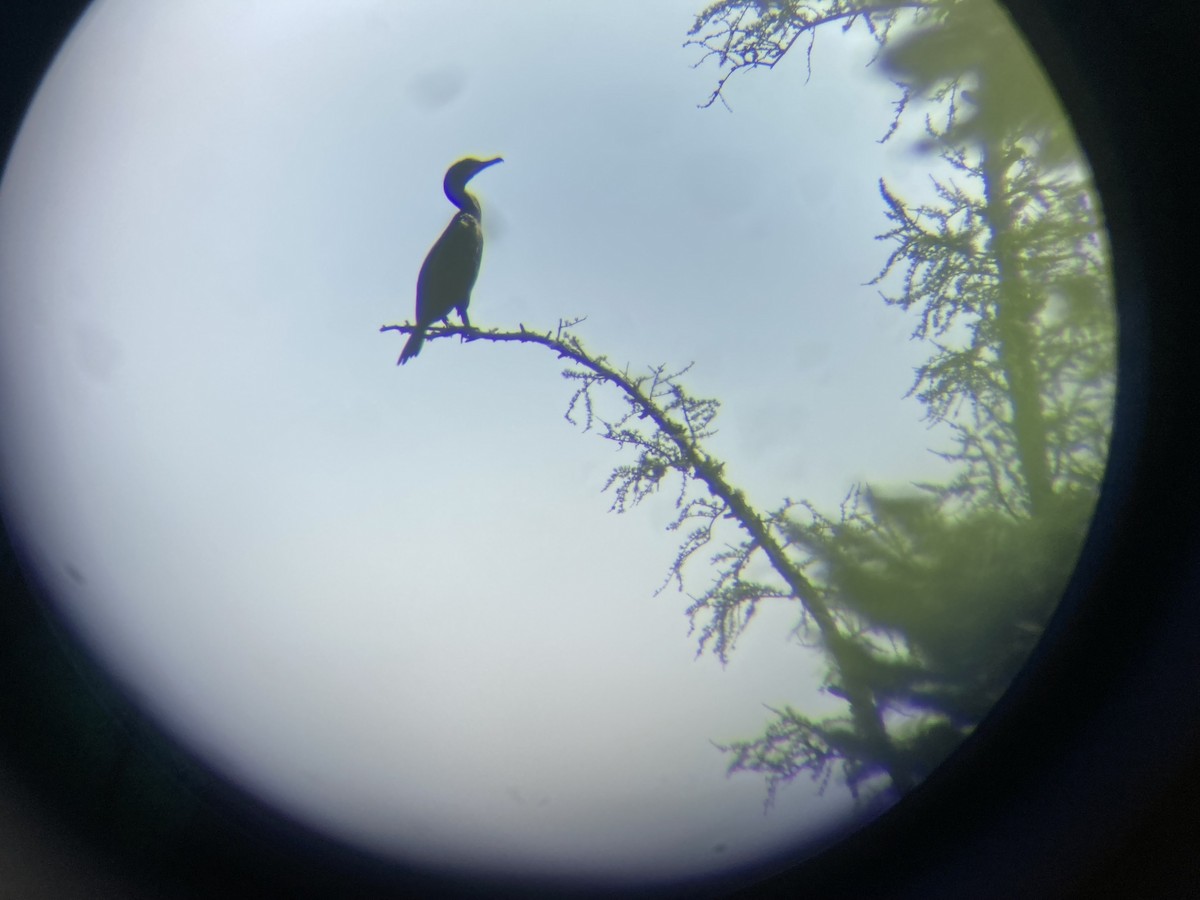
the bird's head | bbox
[444,156,503,195]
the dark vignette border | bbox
[2,1,1197,897]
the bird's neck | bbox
[445,183,481,218]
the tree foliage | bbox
[384,0,1115,809]
[686,0,1115,803]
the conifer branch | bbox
[381,316,914,793]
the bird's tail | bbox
[397,328,425,365]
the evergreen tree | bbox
[688,0,1115,803]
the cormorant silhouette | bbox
[397,156,503,364]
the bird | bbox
[397,156,503,364]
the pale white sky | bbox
[0,0,981,888]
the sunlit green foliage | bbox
[686,0,1115,803]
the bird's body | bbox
[398,156,503,364]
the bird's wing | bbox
[415,212,485,325]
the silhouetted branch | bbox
[381,316,914,794]
[686,0,928,109]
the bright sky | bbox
[0,0,974,888]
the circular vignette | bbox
[1,1,1198,898]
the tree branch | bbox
[686,0,929,109]
[381,316,914,793]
